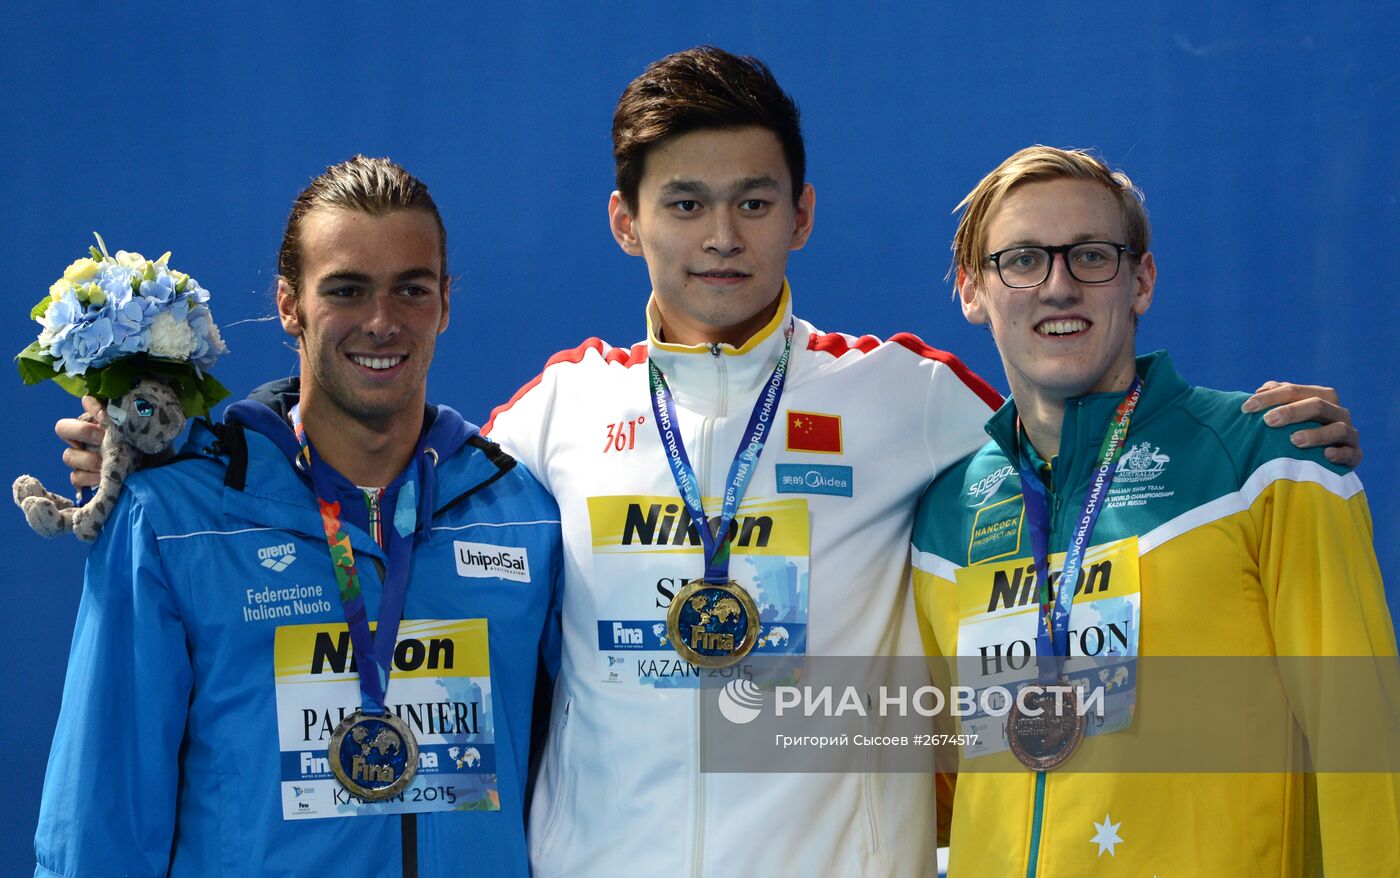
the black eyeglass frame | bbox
[984,241,1137,288]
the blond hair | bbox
[951,146,1149,288]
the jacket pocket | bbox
[532,695,575,859]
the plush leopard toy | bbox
[13,376,186,542]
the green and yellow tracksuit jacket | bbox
[912,351,1398,877]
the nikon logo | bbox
[454,541,531,582]
[988,560,1113,612]
[621,502,772,548]
[310,631,455,675]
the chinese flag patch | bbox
[786,411,843,454]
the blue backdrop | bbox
[3,2,1396,870]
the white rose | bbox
[114,250,148,272]
[147,311,198,359]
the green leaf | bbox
[51,371,90,399]
[13,346,228,418]
[195,372,231,413]
[30,297,53,320]
[85,359,140,403]
[15,342,58,384]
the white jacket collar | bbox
[645,281,799,418]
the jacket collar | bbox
[644,281,800,418]
[215,382,507,551]
[985,350,1190,464]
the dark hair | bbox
[613,46,806,209]
[278,155,447,297]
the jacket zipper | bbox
[361,486,419,878]
[691,343,727,878]
[1024,455,1063,878]
[1025,771,1047,878]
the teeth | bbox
[1038,319,1088,336]
[351,355,404,370]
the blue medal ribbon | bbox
[291,404,424,715]
[648,322,794,584]
[1017,377,1142,684]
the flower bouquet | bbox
[13,234,230,541]
[16,232,229,416]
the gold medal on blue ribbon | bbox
[648,322,795,670]
[328,710,420,801]
[667,579,762,668]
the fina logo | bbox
[1115,442,1170,483]
[967,465,1016,507]
[718,679,765,725]
[258,542,297,572]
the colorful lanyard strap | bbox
[1016,376,1142,684]
[291,404,421,715]
[648,321,794,584]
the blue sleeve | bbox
[539,523,564,681]
[34,491,192,878]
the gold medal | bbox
[666,579,761,668]
[328,710,419,800]
[1006,684,1085,771]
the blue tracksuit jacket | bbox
[35,383,562,877]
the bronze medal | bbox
[1006,684,1085,771]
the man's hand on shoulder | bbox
[57,395,106,490]
[1242,381,1360,467]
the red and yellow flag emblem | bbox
[786,410,842,454]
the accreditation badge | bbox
[275,618,500,819]
[328,710,419,800]
[588,494,810,689]
[666,579,761,668]
[952,536,1141,761]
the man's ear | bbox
[957,267,989,326]
[789,183,816,251]
[438,275,451,334]
[1131,251,1156,318]
[276,278,303,338]
[609,191,644,256]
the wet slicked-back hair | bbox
[278,155,447,297]
[952,146,1150,288]
[612,46,806,209]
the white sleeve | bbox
[924,358,999,478]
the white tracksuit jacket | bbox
[485,285,998,877]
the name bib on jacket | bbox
[952,536,1141,760]
[275,618,500,818]
[588,493,810,688]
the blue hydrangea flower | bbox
[46,303,115,375]
[30,245,227,382]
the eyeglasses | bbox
[985,241,1135,288]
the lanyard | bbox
[1016,377,1142,684]
[648,322,793,584]
[291,405,423,715]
